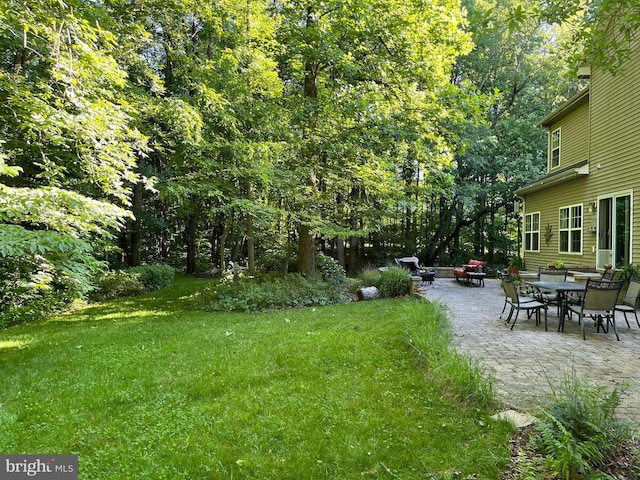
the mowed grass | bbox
[0,276,513,479]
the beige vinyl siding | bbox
[548,103,589,171]
[589,38,640,264]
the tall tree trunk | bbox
[348,185,361,275]
[246,213,255,275]
[335,192,346,267]
[284,215,294,274]
[219,215,229,271]
[129,181,144,267]
[336,238,346,268]
[296,5,319,276]
[488,209,496,264]
[348,234,360,275]
[297,224,316,274]
[186,203,199,274]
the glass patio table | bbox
[526,281,587,332]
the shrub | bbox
[358,268,383,288]
[509,255,525,272]
[0,289,72,329]
[316,252,347,286]
[0,257,75,328]
[90,265,175,301]
[256,249,298,273]
[617,263,640,286]
[128,264,175,291]
[203,273,347,312]
[378,266,411,298]
[90,271,145,300]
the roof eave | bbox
[515,161,589,197]
[538,88,590,128]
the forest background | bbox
[1,0,638,314]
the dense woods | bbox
[1,0,635,317]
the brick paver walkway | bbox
[421,278,640,425]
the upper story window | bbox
[551,128,560,168]
[524,212,540,251]
[559,204,582,254]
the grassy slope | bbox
[0,276,512,479]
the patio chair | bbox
[532,267,568,316]
[394,256,436,285]
[614,274,640,328]
[498,270,536,317]
[501,277,548,331]
[567,278,623,340]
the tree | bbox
[415,0,584,266]
[0,0,145,299]
[106,0,284,273]
[274,0,473,274]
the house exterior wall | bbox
[589,46,640,265]
[547,102,589,172]
[521,177,595,270]
[518,39,640,272]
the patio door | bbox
[597,192,632,268]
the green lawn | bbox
[0,276,513,479]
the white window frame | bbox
[524,212,540,252]
[559,204,582,254]
[551,128,561,168]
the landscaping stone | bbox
[491,410,535,428]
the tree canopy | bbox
[0,0,628,320]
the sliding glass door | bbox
[597,192,632,268]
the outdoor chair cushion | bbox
[454,260,486,279]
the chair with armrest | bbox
[394,256,436,285]
[498,270,536,317]
[531,267,568,316]
[501,276,547,331]
[614,274,640,329]
[567,278,623,340]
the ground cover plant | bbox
[0,275,514,479]
[507,372,639,479]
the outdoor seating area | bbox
[420,274,640,421]
[453,259,487,286]
[497,269,640,341]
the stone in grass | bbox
[357,286,380,301]
[491,410,536,428]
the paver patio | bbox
[421,278,640,426]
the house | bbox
[515,40,640,271]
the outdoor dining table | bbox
[526,280,587,332]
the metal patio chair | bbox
[614,273,640,328]
[498,270,536,317]
[531,267,569,316]
[567,278,623,340]
[501,276,548,331]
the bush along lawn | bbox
[0,275,513,479]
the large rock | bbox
[357,286,380,301]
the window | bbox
[559,205,582,253]
[524,212,540,251]
[551,128,560,167]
